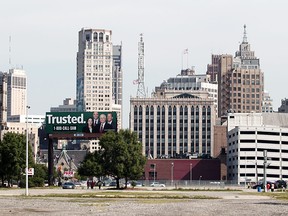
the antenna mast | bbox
[136,33,146,98]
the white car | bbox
[150,182,165,187]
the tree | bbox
[78,129,146,189]
[100,129,146,189]
[0,132,33,187]
[78,150,104,179]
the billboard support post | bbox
[48,137,54,186]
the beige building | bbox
[76,28,122,129]
[214,25,264,117]
[130,89,216,159]
[7,69,27,117]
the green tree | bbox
[78,129,146,189]
[100,129,146,189]
[78,150,104,179]
[0,132,33,187]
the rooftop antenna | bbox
[243,24,248,43]
[136,33,146,98]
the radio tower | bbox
[136,34,146,97]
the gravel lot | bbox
[0,189,288,216]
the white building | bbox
[227,113,288,184]
[130,90,216,158]
[7,69,27,117]
[262,90,273,113]
[154,68,218,116]
[76,28,122,128]
[7,114,45,126]
[76,28,113,112]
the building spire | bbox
[243,24,248,43]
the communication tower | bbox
[136,34,146,97]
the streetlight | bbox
[153,163,156,183]
[199,176,202,186]
[171,162,174,186]
[25,105,30,196]
[190,163,193,184]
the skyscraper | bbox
[112,44,122,107]
[0,72,8,135]
[7,69,27,117]
[76,28,113,112]
[217,25,264,117]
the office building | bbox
[211,25,264,117]
[76,28,113,112]
[227,113,288,184]
[262,90,273,113]
[206,54,221,82]
[154,68,218,115]
[0,72,7,129]
[7,114,45,126]
[50,98,77,112]
[130,70,216,159]
[76,28,122,129]
[112,45,123,106]
[7,69,27,117]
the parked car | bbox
[73,182,81,187]
[62,182,75,189]
[135,182,143,187]
[109,181,117,187]
[275,180,287,189]
[252,181,273,189]
[150,182,165,187]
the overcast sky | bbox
[0,0,287,128]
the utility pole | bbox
[263,150,267,192]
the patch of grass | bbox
[263,192,288,201]
[32,192,220,200]
[170,188,242,192]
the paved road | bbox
[0,188,287,216]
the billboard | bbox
[45,112,117,134]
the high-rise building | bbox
[206,54,221,82]
[76,28,113,112]
[217,25,264,117]
[112,44,122,106]
[7,69,27,117]
[0,72,8,138]
[76,28,122,128]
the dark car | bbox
[275,180,287,189]
[252,181,273,189]
[62,182,75,189]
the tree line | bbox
[78,129,146,189]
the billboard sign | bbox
[45,112,117,134]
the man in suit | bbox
[92,111,99,127]
[107,113,116,131]
[97,114,112,133]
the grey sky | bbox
[0,0,287,128]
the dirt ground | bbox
[0,188,287,216]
